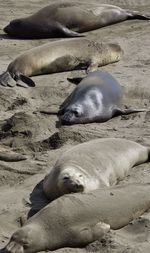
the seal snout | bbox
[59,111,73,125]
[5,241,24,253]
[4,19,22,35]
[62,174,84,192]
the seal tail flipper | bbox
[0,71,16,87]
[16,74,35,88]
[58,23,85,37]
[67,77,84,85]
[114,108,147,116]
[0,71,35,88]
[126,10,150,20]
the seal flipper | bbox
[126,10,150,20]
[58,23,85,37]
[67,77,84,85]
[0,71,16,87]
[113,108,147,117]
[16,74,35,88]
[74,222,110,246]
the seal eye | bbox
[72,109,79,117]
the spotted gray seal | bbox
[0,39,122,88]
[58,70,146,124]
[43,138,149,201]
[4,183,150,253]
[3,2,150,39]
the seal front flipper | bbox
[16,74,35,88]
[67,77,84,85]
[0,71,16,87]
[113,107,147,117]
[58,23,85,37]
[74,222,110,246]
[86,63,99,73]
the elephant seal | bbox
[58,70,146,124]
[0,39,123,88]
[43,138,149,201]
[3,2,150,39]
[4,183,150,253]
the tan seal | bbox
[43,138,149,201]
[5,183,150,253]
[4,2,150,38]
[0,39,123,88]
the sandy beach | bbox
[0,0,150,252]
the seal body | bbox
[43,138,149,201]
[0,39,123,88]
[5,183,150,253]
[58,70,145,124]
[4,2,150,38]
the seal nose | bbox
[4,25,10,33]
[60,111,72,125]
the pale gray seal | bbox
[43,138,149,201]
[58,70,146,124]
[4,183,150,253]
[0,39,123,88]
[3,2,150,39]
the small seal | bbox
[0,39,123,88]
[3,2,150,38]
[43,138,149,201]
[58,70,146,124]
[4,183,150,253]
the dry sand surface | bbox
[0,0,150,252]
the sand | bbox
[0,0,150,252]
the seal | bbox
[43,138,149,201]
[3,2,150,38]
[0,39,123,88]
[4,183,150,253]
[58,70,146,124]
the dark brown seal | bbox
[4,2,150,39]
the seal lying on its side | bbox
[43,138,149,201]
[58,70,146,125]
[3,2,150,39]
[0,39,123,88]
[5,183,150,253]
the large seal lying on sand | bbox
[3,2,150,39]
[0,39,122,88]
[58,70,146,125]
[43,138,149,201]
[5,183,150,253]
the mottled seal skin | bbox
[4,183,150,253]
[3,2,150,39]
[0,39,123,88]
[58,70,146,125]
[43,138,149,201]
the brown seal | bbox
[4,2,150,39]
[0,39,123,87]
[4,183,150,253]
[43,138,149,201]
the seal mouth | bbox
[67,182,84,192]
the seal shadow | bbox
[0,33,19,40]
[28,180,49,219]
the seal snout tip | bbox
[4,241,24,253]
[3,25,9,33]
